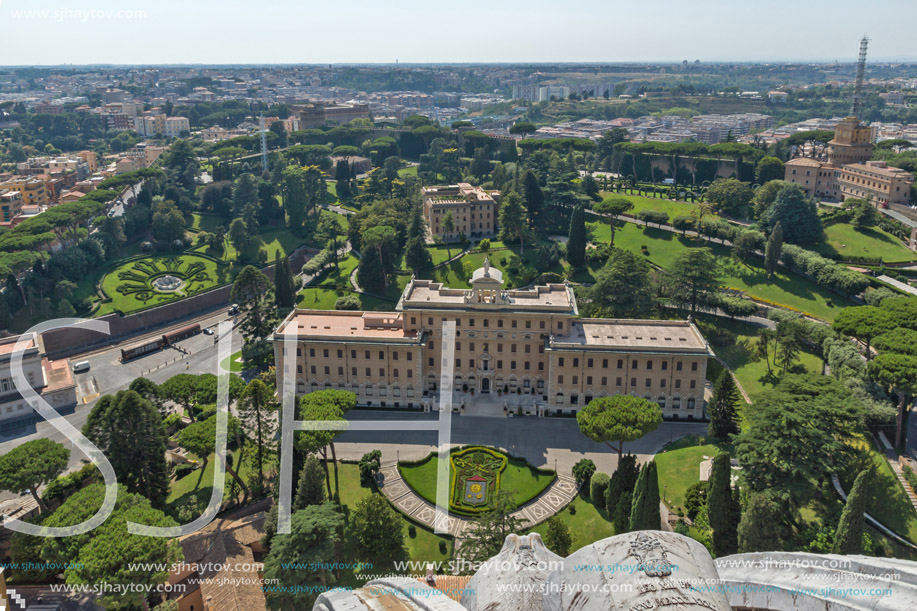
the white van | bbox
[72,361,90,373]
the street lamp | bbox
[664,484,667,502]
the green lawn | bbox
[589,222,850,320]
[97,253,230,316]
[220,350,245,373]
[698,316,823,399]
[654,435,731,515]
[166,448,259,516]
[398,449,556,511]
[398,165,418,178]
[817,222,916,262]
[596,192,720,223]
[297,254,401,311]
[332,463,452,568]
[528,495,616,554]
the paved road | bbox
[334,410,707,476]
[0,311,242,504]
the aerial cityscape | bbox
[1,2,917,610]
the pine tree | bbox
[764,221,783,276]
[707,453,739,557]
[294,455,327,510]
[833,468,871,554]
[567,205,587,268]
[708,371,741,440]
[629,460,660,531]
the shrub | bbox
[173,462,199,480]
[685,480,709,521]
[780,244,870,296]
[335,295,361,310]
[590,472,611,502]
[636,209,669,226]
[572,458,596,489]
[408,524,417,538]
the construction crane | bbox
[851,35,869,119]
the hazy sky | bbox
[1,0,915,66]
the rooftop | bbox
[276,310,420,342]
[551,319,711,353]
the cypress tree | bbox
[764,221,783,276]
[605,454,640,516]
[629,460,660,531]
[708,371,741,440]
[737,492,786,553]
[614,490,632,533]
[273,251,295,308]
[707,453,739,557]
[294,455,327,510]
[833,469,871,554]
[567,205,587,268]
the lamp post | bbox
[664,484,667,503]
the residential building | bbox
[0,176,48,207]
[423,183,499,241]
[837,161,915,205]
[106,113,135,131]
[0,333,78,435]
[0,189,22,223]
[273,262,711,418]
[135,114,165,137]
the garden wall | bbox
[41,247,316,359]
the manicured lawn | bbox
[589,222,850,320]
[596,192,720,223]
[529,495,615,554]
[817,222,915,262]
[220,350,245,372]
[654,435,731,516]
[166,448,260,516]
[398,449,556,511]
[297,255,401,311]
[698,316,823,399]
[398,165,418,178]
[98,253,230,316]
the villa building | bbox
[423,183,500,242]
[274,260,711,418]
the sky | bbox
[0,0,915,66]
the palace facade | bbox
[274,261,711,418]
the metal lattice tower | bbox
[851,35,869,119]
[260,113,268,174]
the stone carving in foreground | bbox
[312,531,917,610]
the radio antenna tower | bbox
[260,113,269,174]
[851,35,869,119]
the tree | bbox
[764,221,783,276]
[350,494,405,560]
[734,375,864,510]
[851,199,880,231]
[737,492,786,552]
[498,191,531,254]
[404,209,432,274]
[833,468,871,554]
[833,305,893,363]
[359,450,382,486]
[708,371,740,440]
[707,453,739,557]
[755,156,785,184]
[543,516,572,556]
[590,471,610,502]
[668,248,721,315]
[442,211,455,250]
[40,483,181,610]
[159,373,201,421]
[590,249,655,318]
[458,490,526,563]
[566,205,587,268]
[0,439,69,514]
[470,148,491,179]
[594,196,633,247]
[82,390,170,508]
[129,377,165,415]
[509,122,536,138]
[238,379,277,495]
[731,231,760,266]
[521,170,544,223]
[178,414,250,499]
[572,458,596,489]
[629,459,660,531]
[297,390,356,500]
[869,353,917,448]
[151,201,185,243]
[684,481,708,521]
[606,454,640,526]
[577,396,662,458]
[273,250,296,309]
[233,173,259,215]
[231,265,274,340]
[706,178,753,216]
[360,225,397,290]
[760,185,823,244]
[228,217,249,255]
[295,455,327,510]
[262,503,344,608]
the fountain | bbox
[152,275,184,292]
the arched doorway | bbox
[481,378,490,393]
